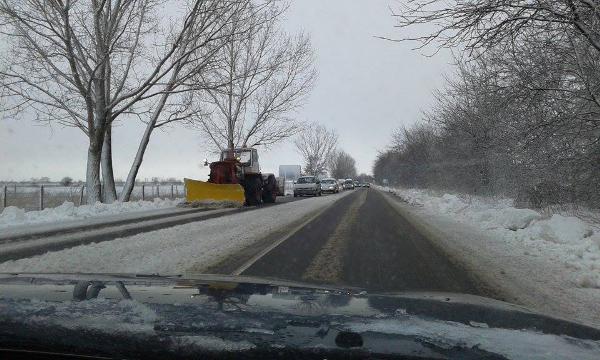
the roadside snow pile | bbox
[395,188,541,231]
[0,198,183,230]
[383,187,600,289]
[520,215,594,245]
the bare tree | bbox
[328,150,357,179]
[193,2,316,153]
[391,0,600,54]
[118,0,257,202]
[295,124,338,176]
[0,0,250,203]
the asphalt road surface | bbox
[229,188,493,296]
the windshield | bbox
[236,151,251,164]
[1,0,598,356]
[221,150,252,164]
[297,177,316,184]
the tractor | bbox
[185,148,278,206]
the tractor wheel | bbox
[243,175,263,206]
[262,175,278,204]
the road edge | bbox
[378,189,513,303]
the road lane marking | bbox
[301,190,368,283]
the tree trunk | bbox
[86,141,103,204]
[101,125,117,203]
[120,124,153,202]
[119,91,171,202]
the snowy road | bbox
[1,187,598,329]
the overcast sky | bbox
[0,0,452,182]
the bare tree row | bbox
[0,0,315,204]
[328,150,357,179]
[374,0,600,209]
[293,124,359,179]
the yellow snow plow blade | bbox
[184,178,245,205]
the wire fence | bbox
[0,183,185,212]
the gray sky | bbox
[0,0,451,182]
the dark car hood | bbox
[1,273,599,359]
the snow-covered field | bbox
[0,198,184,230]
[0,192,351,274]
[380,186,600,327]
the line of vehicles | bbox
[183,146,370,205]
[292,176,370,197]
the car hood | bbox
[1,273,599,359]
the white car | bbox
[343,179,355,190]
[320,178,340,193]
[293,176,322,197]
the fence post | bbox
[142,184,145,201]
[157,185,160,199]
[79,186,85,206]
[40,185,44,210]
[171,184,174,199]
[2,185,6,208]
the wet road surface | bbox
[232,188,490,295]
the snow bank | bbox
[0,192,351,274]
[0,198,184,230]
[383,186,600,290]
[521,215,594,245]
[396,188,542,231]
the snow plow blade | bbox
[184,178,245,205]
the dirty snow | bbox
[0,198,184,230]
[381,186,600,328]
[0,192,351,274]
